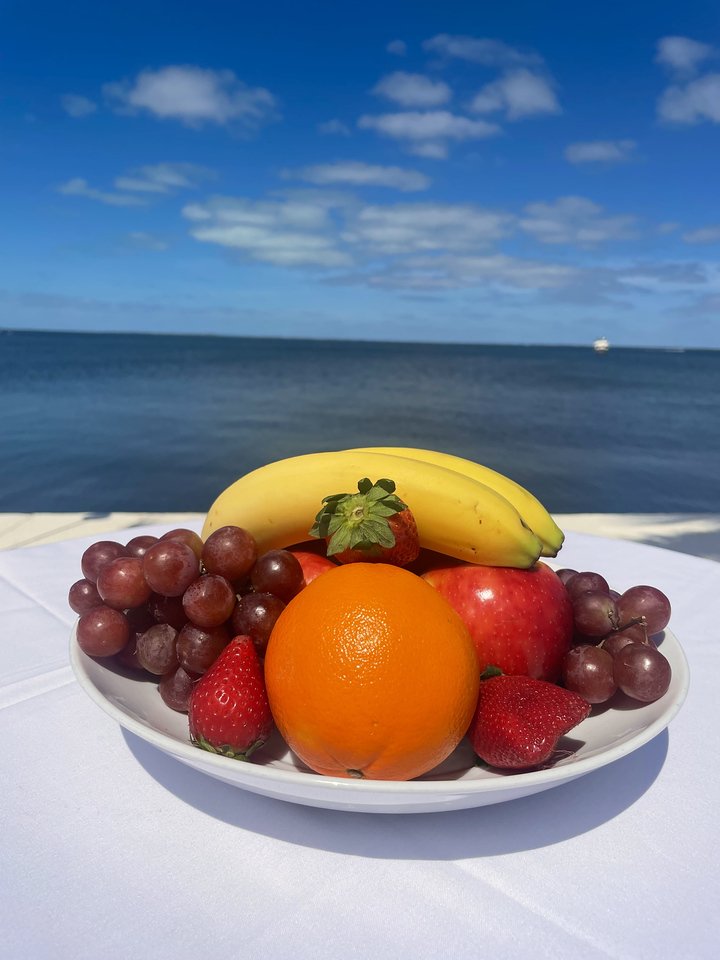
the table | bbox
[2,524,718,959]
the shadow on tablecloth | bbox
[122,728,668,858]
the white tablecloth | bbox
[1,524,718,959]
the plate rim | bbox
[69,625,690,799]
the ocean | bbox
[1,330,718,515]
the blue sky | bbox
[3,0,720,346]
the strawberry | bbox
[309,477,420,566]
[469,674,591,770]
[188,635,274,760]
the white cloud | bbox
[358,110,501,158]
[655,37,720,124]
[366,253,580,291]
[57,164,211,210]
[183,193,515,274]
[519,196,637,245]
[283,161,430,192]
[657,72,720,123]
[386,40,407,56]
[104,65,277,129]
[114,162,215,193]
[470,69,560,120]
[656,36,714,74]
[446,255,579,289]
[682,225,720,243]
[182,195,351,267]
[57,177,147,207]
[373,71,451,108]
[423,34,542,67]
[565,139,636,164]
[180,186,653,300]
[317,118,351,136]
[61,94,97,118]
[342,202,513,254]
[615,261,708,291]
[657,221,680,235]
[408,141,450,159]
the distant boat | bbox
[593,337,610,353]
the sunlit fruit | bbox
[264,562,480,781]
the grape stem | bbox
[598,616,647,646]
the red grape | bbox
[97,556,152,610]
[602,624,649,657]
[136,623,179,675]
[565,571,610,599]
[230,592,286,655]
[125,535,158,558]
[176,623,229,674]
[68,578,102,615]
[202,525,258,582]
[563,645,617,704]
[616,585,671,636]
[251,549,303,602]
[620,621,651,643]
[114,607,156,672]
[182,575,236,629]
[555,568,578,584]
[77,605,130,657]
[160,528,204,561]
[159,665,198,712]
[572,590,619,637]
[613,643,672,702]
[81,540,127,583]
[143,540,199,597]
[114,636,146,673]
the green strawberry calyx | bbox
[309,477,409,557]
[192,734,266,761]
[480,665,503,680]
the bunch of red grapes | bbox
[69,526,303,712]
[557,568,672,705]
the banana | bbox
[350,446,564,558]
[202,450,543,568]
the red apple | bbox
[422,561,573,681]
[288,549,337,586]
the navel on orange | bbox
[264,562,480,781]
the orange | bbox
[264,562,480,781]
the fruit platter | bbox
[68,447,690,814]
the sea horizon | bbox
[1,326,717,353]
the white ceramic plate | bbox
[70,627,690,814]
